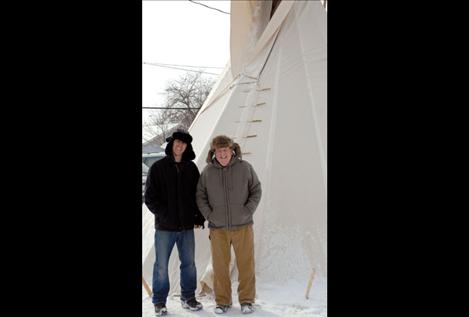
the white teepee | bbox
[143,0,326,297]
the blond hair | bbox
[206,135,242,163]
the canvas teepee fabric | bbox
[142,0,326,296]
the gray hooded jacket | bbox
[196,156,262,229]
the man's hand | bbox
[194,225,203,229]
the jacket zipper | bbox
[222,168,231,229]
[175,163,183,230]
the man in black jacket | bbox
[144,129,205,316]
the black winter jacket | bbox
[144,155,205,230]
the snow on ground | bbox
[142,277,326,317]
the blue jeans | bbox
[152,229,197,305]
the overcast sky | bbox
[142,0,231,138]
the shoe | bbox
[241,303,254,314]
[181,297,203,311]
[214,304,231,314]
[154,303,167,316]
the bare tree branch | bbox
[144,71,215,145]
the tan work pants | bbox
[210,224,255,305]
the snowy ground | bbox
[142,278,326,317]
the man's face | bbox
[215,147,232,167]
[172,139,187,157]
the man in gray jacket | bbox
[196,135,262,314]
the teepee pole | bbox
[142,276,152,297]
[305,268,316,299]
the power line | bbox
[143,62,221,75]
[187,0,230,15]
[142,107,202,110]
[143,61,224,69]
[142,0,230,15]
